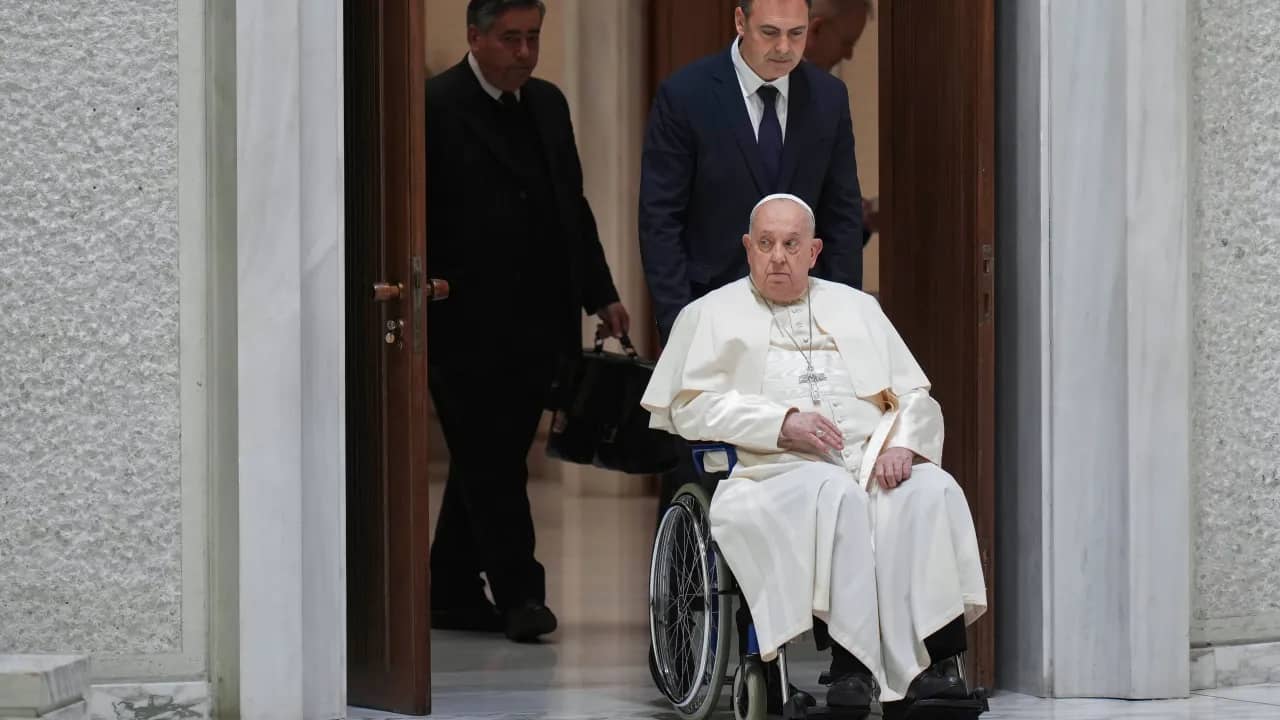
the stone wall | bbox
[1190,0,1280,648]
[0,1,182,656]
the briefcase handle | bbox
[593,323,639,358]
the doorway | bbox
[341,0,995,715]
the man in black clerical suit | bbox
[424,0,630,643]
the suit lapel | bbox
[712,52,768,196]
[777,67,811,193]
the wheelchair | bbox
[648,443,989,720]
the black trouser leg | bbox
[828,617,968,678]
[830,641,874,678]
[655,438,699,527]
[429,458,487,608]
[428,358,552,613]
[923,616,967,663]
[813,617,833,651]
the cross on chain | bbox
[799,368,826,404]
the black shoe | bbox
[504,601,558,643]
[905,655,968,702]
[826,671,878,711]
[431,600,504,632]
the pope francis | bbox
[640,194,987,712]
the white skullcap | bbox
[749,193,816,235]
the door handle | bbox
[425,278,449,301]
[372,282,402,302]
[374,270,447,354]
[373,280,448,302]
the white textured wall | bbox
[1190,0,1280,647]
[0,1,181,654]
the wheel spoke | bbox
[651,496,726,716]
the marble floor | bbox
[349,479,1280,719]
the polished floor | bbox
[351,479,1280,719]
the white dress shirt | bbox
[729,39,790,140]
[467,52,520,102]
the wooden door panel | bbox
[879,0,997,689]
[647,0,737,101]
[344,0,431,714]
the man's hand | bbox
[596,302,630,338]
[779,410,844,455]
[862,196,881,237]
[872,446,915,490]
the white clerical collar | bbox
[729,38,791,103]
[749,277,811,307]
[467,52,520,102]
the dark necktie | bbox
[499,91,519,111]
[757,84,783,191]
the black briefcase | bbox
[546,330,679,475]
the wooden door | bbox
[647,0,737,101]
[344,0,432,714]
[644,0,737,355]
[877,0,997,688]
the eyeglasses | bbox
[752,237,804,255]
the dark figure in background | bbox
[804,0,880,243]
[425,0,630,643]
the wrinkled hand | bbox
[596,302,630,338]
[862,196,881,237]
[872,446,915,490]
[778,410,844,455]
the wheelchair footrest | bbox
[898,687,990,720]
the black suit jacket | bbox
[639,48,864,341]
[425,58,619,362]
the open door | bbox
[644,0,737,356]
[878,0,997,688]
[647,0,737,101]
[344,0,433,714]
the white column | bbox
[236,0,305,712]
[234,0,347,717]
[1122,0,1191,697]
[298,0,347,716]
[996,0,1191,699]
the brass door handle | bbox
[372,282,403,302]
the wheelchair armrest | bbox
[689,443,738,480]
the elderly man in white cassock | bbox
[640,194,987,714]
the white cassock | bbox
[640,277,987,702]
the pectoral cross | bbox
[799,367,826,404]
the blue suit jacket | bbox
[639,48,864,342]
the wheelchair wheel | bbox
[650,483,734,720]
[732,660,768,720]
